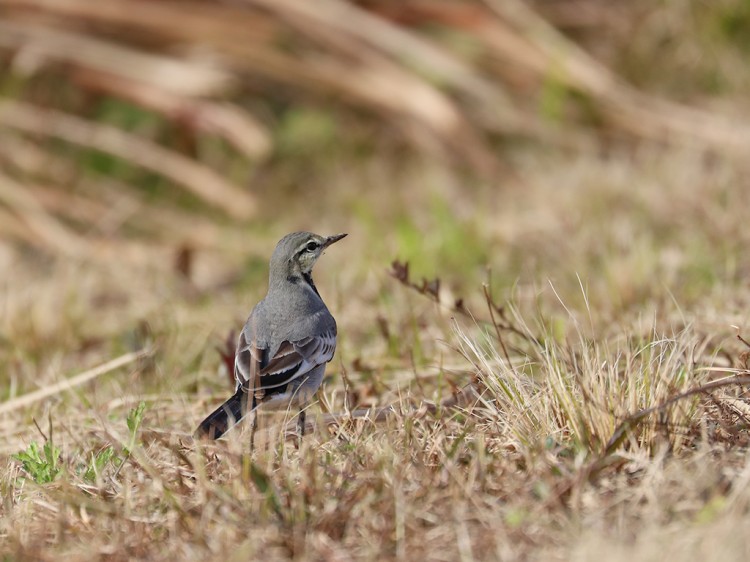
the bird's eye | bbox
[306,241,319,252]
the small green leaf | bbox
[13,441,61,484]
[125,402,147,453]
[82,446,117,483]
[126,402,146,435]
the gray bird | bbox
[195,231,347,441]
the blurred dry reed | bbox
[1,0,748,257]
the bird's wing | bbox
[234,328,336,402]
[233,329,264,388]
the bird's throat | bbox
[302,271,321,297]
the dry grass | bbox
[3,147,750,559]
[3,0,750,560]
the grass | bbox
[3,149,750,559]
[3,1,750,560]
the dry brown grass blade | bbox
[221,43,494,172]
[0,131,232,251]
[0,22,270,159]
[90,178,233,249]
[0,0,497,171]
[0,100,256,219]
[0,0,276,46]
[0,170,88,254]
[0,205,43,247]
[252,0,511,113]
[0,349,150,416]
[0,21,233,96]
[481,0,750,154]
[73,69,270,159]
[7,0,748,160]
[27,182,228,254]
[26,184,126,238]
[0,131,76,180]
[248,0,500,171]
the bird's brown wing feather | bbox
[234,330,337,403]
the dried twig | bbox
[389,259,541,348]
[604,374,750,455]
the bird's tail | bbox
[194,388,249,440]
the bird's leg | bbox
[297,407,306,441]
[250,410,258,451]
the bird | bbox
[194,231,347,442]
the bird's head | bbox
[270,231,347,282]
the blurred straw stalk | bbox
[1,0,749,255]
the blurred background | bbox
[1,0,749,403]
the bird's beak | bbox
[323,233,347,248]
